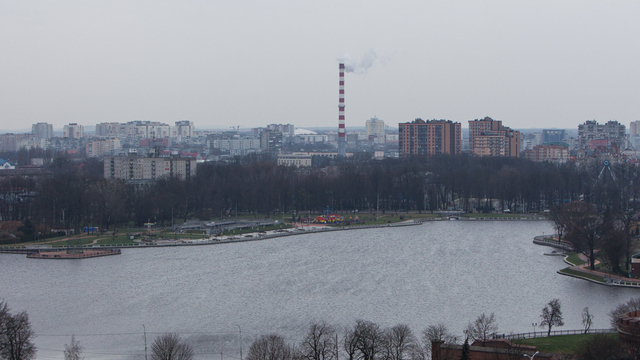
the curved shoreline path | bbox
[533,234,640,288]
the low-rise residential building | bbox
[0,159,15,170]
[524,144,570,163]
[86,139,122,157]
[277,153,313,167]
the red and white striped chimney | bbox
[338,63,346,156]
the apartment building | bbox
[578,120,626,148]
[524,144,569,164]
[398,119,461,157]
[63,123,84,138]
[86,139,122,157]
[105,155,196,181]
[32,122,53,140]
[468,117,520,157]
[366,117,385,138]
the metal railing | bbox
[533,235,574,251]
[494,328,615,340]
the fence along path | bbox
[493,328,615,340]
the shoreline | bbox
[1,217,549,257]
[0,218,427,254]
[532,234,640,289]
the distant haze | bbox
[1,1,639,131]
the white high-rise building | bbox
[174,120,194,138]
[630,121,640,137]
[366,117,385,138]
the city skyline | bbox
[1,1,639,131]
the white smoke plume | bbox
[337,49,378,74]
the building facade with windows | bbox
[366,117,385,138]
[174,121,194,138]
[105,155,196,181]
[86,139,122,157]
[468,117,520,157]
[32,122,53,140]
[524,144,569,163]
[398,119,461,157]
[542,129,566,144]
[578,120,626,149]
[63,123,84,138]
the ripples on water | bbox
[1,221,637,359]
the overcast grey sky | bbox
[1,1,639,131]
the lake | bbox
[0,220,637,359]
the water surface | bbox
[1,221,635,359]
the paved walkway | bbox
[570,253,640,284]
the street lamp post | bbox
[234,324,243,360]
[221,341,230,360]
[532,323,537,337]
[523,351,539,359]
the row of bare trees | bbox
[550,200,635,274]
[2,154,639,237]
[245,318,498,360]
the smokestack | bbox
[338,63,346,157]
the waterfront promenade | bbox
[533,234,640,288]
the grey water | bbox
[0,221,637,359]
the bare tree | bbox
[564,202,602,270]
[150,333,194,360]
[609,297,640,328]
[247,334,296,360]
[64,335,83,360]
[549,204,568,240]
[1,310,36,360]
[574,334,625,360]
[422,324,456,345]
[421,323,457,360]
[540,299,564,336]
[343,327,359,360]
[382,324,416,360]
[598,217,627,274]
[465,313,498,345]
[352,320,385,360]
[300,322,336,360]
[0,301,9,355]
[582,307,593,334]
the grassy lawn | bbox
[559,267,605,282]
[221,224,292,236]
[461,213,537,218]
[564,253,586,266]
[513,333,616,353]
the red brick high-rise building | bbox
[468,117,520,157]
[399,119,461,157]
